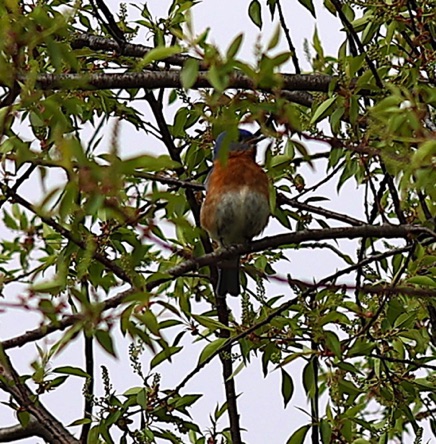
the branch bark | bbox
[9,71,334,93]
[0,350,79,443]
[1,223,433,351]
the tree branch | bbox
[330,0,383,88]
[9,71,334,93]
[0,350,79,443]
[2,223,433,351]
[70,33,205,68]
[0,416,59,443]
[277,193,366,226]
[276,0,301,74]
[2,185,136,286]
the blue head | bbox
[213,129,256,160]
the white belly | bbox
[215,187,269,245]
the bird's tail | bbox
[217,257,240,297]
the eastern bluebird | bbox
[200,129,270,296]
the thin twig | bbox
[3,186,135,285]
[330,0,383,88]
[276,0,301,74]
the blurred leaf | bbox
[141,45,182,66]
[226,34,244,59]
[181,58,199,89]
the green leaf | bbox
[297,0,316,18]
[136,388,148,409]
[248,0,262,29]
[226,33,244,59]
[303,359,315,397]
[69,418,92,427]
[407,276,436,287]
[17,411,30,428]
[325,331,342,358]
[348,338,375,357]
[120,154,180,173]
[32,277,65,295]
[320,419,332,443]
[198,338,227,365]
[192,314,232,331]
[53,366,90,378]
[310,96,336,125]
[123,387,143,396]
[137,310,161,336]
[208,64,229,91]
[281,369,294,408]
[95,329,117,357]
[180,58,199,89]
[141,45,182,66]
[150,346,182,369]
[267,25,281,50]
[286,425,310,444]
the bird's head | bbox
[213,129,263,160]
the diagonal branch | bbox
[330,0,383,88]
[2,223,433,351]
[3,185,135,285]
[0,349,79,444]
[70,33,205,68]
[276,0,301,74]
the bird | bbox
[200,129,270,296]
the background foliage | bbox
[0,0,435,443]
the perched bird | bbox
[200,129,270,296]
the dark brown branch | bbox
[280,90,314,107]
[330,0,383,88]
[277,193,365,226]
[70,33,205,68]
[0,416,59,442]
[2,223,433,351]
[11,71,334,93]
[0,351,79,444]
[3,186,135,285]
[380,163,407,225]
[371,354,436,371]
[276,0,301,74]
[90,0,126,45]
[80,283,94,443]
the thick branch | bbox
[2,223,433,351]
[12,71,334,93]
[71,33,204,68]
[0,417,56,442]
[0,351,79,443]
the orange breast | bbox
[200,152,270,242]
[209,151,270,198]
